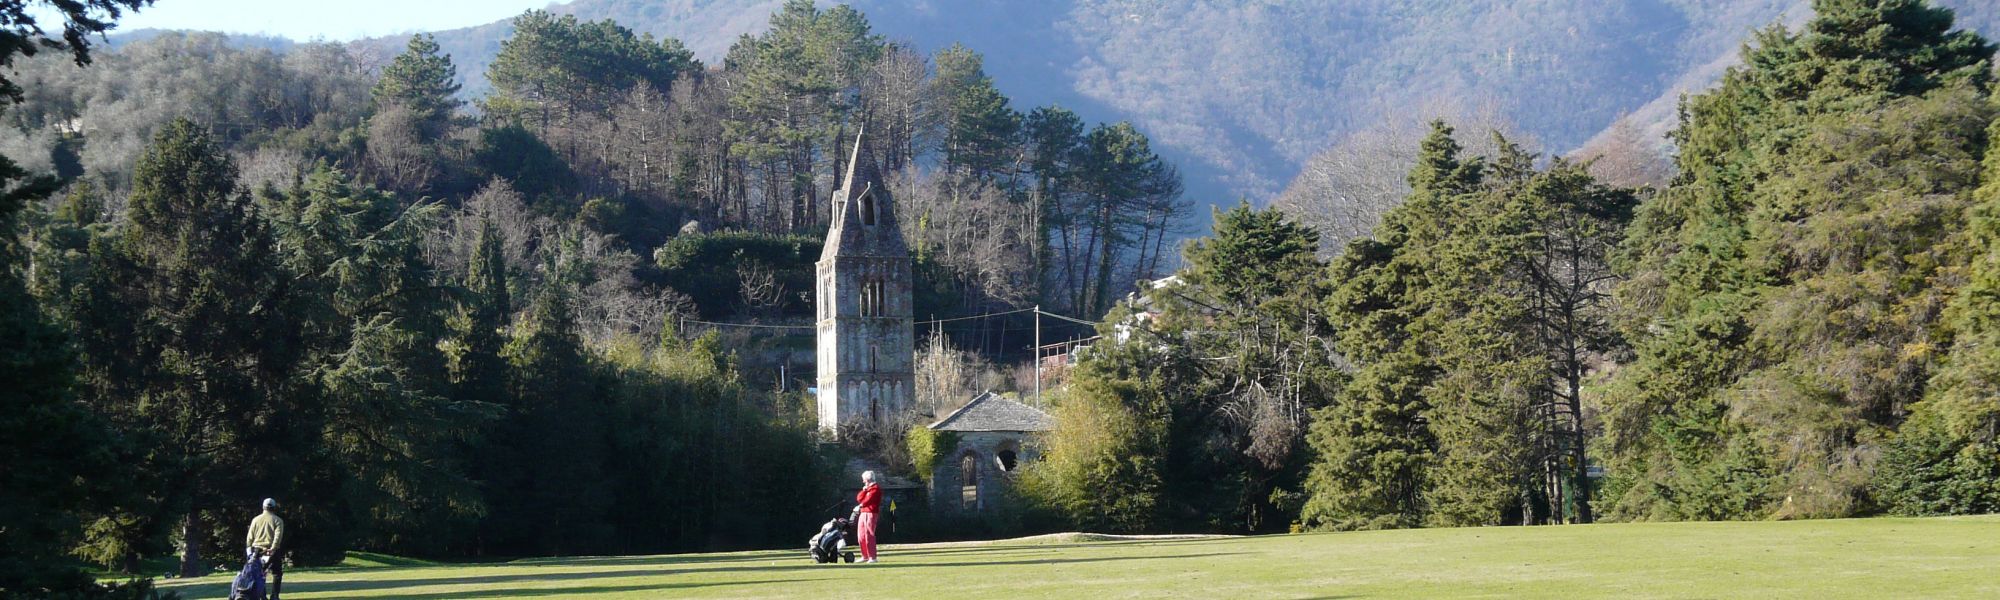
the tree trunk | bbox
[178,510,206,578]
[1091,202,1119,316]
[1568,370,1594,523]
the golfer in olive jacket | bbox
[246,498,286,600]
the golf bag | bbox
[229,550,268,600]
[808,516,857,564]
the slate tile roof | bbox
[928,391,1055,432]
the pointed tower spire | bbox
[838,127,883,217]
[842,125,874,197]
[822,128,904,262]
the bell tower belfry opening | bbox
[815,131,914,434]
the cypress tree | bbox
[486,234,612,555]
[1302,122,1477,529]
[449,218,512,402]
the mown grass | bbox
[150,515,2000,599]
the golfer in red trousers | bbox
[855,470,882,563]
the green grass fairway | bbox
[154,515,2000,599]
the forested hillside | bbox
[361,0,1998,206]
[1,0,1189,585]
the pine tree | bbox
[1515,160,1638,524]
[486,10,698,126]
[722,0,883,231]
[1025,105,1087,311]
[1075,122,1182,316]
[932,44,1020,181]
[373,33,462,136]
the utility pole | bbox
[1033,305,1042,407]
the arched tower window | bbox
[860,279,885,317]
[861,191,876,226]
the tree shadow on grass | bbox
[885,537,1241,559]
[369,551,1244,592]
[165,577,817,600]
[503,550,794,569]
[859,551,1251,570]
[163,551,1240,598]
[285,567,820,595]
[356,578,819,600]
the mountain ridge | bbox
[246,1,2000,205]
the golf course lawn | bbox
[152,515,2000,599]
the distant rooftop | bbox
[929,391,1054,433]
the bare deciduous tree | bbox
[860,43,935,174]
[1275,104,1529,256]
[1571,114,1673,190]
[366,102,440,193]
[890,167,1038,309]
[914,332,992,418]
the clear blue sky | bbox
[107,0,556,41]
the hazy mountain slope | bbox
[363,0,1999,205]
[1581,0,1996,166]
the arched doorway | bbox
[959,451,980,511]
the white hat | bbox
[263,498,278,509]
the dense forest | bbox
[0,0,1187,594]
[6,0,2000,598]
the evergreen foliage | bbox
[1302,123,1636,529]
[652,231,822,318]
[485,10,696,125]
[1025,203,1333,533]
[373,34,462,137]
[0,129,135,596]
[1873,87,2000,516]
[1603,0,1997,521]
[0,0,1197,571]
[78,119,298,575]
[932,43,1020,181]
[19,0,2000,573]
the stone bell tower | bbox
[815,131,914,432]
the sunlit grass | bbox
[153,515,2000,599]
